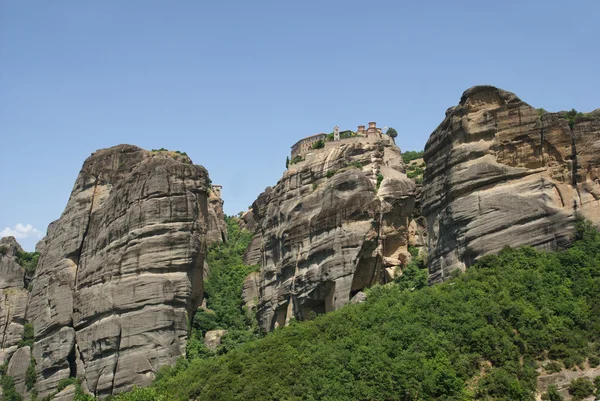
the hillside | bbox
[114,219,600,401]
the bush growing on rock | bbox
[541,385,564,401]
[18,323,34,348]
[16,250,39,275]
[311,139,325,150]
[189,217,259,357]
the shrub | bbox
[290,156,303,165]
[565,108,584,129]
[111,386,168,401]
[349,160,362,169]
[385,127,398,138]
[589,355,600,367]
[541,385,564,401]
[569,377,594,399]
[311,140,325,150]
[407,167,423,179]
[0,246,7,256]
[0,374,22,401]
[25,357,36,390]
[376,174,384,190]
[16,250,40,276]
[326,170,336,178]
[402,150,424,164]
[18,322,34,348]
[544,361,563,373]
[57,377,78,392]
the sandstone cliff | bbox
[244,134,416,331]
[422,86,600,281]
[0,236,28,364]
[25,145,213,398]
[206,188,227,246]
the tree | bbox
[385,127,398,140]
[286,156,290,169]
[568,378,594,400]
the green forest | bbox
[112,219,600,401]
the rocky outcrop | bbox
[241,271,260,310]
[0,236,28,364]
[422,86,600,282]
[203,330,227,351]
[246,134,416,331]
[26,145,213,398]
[537,365,600,400]
[206,188,227,245]
[53,384,77,401]
[7,346,31,394]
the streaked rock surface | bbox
[422,86,600,282]
[26,145,212,398]
[246,135,416,331]
[0,237,28,364]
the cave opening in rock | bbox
[299,299,326,321]
[67,343,77,378]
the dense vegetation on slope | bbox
[114,220,600,401]
[187,217,260,358]
[401,149,424,164]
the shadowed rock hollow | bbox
[25,145,215,398]
[422,85,600,282]
[244,134,416,331]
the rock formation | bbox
[25,145,213,398]
[422,86,600,282]
[0,236,28,365]
[245,134,416,331]
[206,187,227,245]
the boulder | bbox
[204,330,228,351]
[7,346,31,394]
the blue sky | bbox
[1,1,599,250]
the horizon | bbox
[2,1,599,251]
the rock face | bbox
[246,134,416,331]
[26,145,213,398]
[422,86,600,282]
[203,329,227,351]
[7,346,31,394]
[206,188,227,245]
[0,236,28,364]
